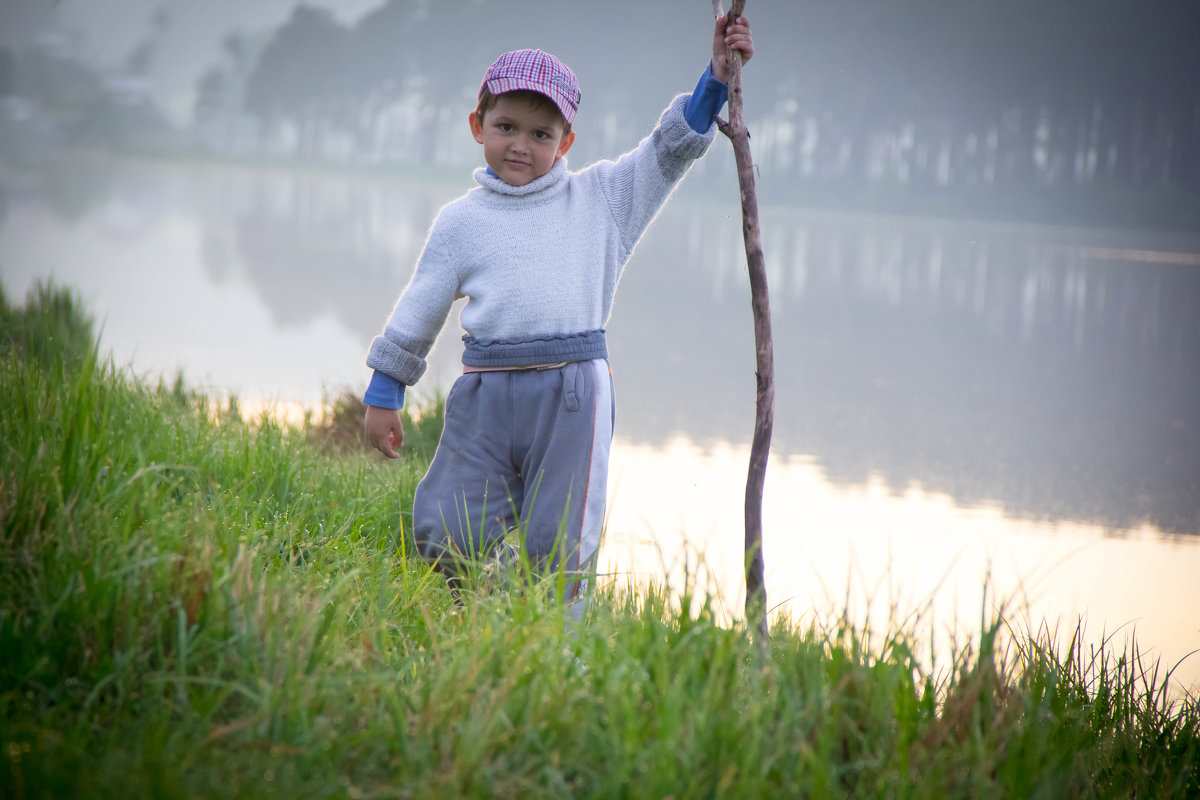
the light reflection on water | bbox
[1,157,1197,690]
[602,438,1200,691]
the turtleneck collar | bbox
[474,158,569,196]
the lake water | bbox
[3,156,1198,691]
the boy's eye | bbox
[533,130,550,140]
[498,123,514,132]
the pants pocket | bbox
[442,374,471,424]
[562,362,581,412]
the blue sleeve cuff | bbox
[362,370,405,409]
[683,62,729,133]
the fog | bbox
[2,0,1198,229]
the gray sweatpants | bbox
[412,359,614,606]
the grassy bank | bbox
[2,283,1198,799]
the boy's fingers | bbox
[367,430,399,458]
[723,20,751,41]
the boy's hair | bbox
[474,87,573,135]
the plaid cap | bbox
[480,49,581,124]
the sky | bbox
[50,0,386,122]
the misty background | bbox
[2,0,1198,229]
[2,0,1198,535]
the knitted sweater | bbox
[365,91,717,390]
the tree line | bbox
[192,1,1198,194]
[3,0,1196,227]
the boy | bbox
[363,15,754,610]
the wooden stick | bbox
[713,0,773,640]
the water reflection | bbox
[602,438,1200,692]
[2,158,1198,538]
[612,210,1200,536]
[225,170,463,334]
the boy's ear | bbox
[556,130,576,159]
[469,111,484,143]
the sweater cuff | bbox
[362,370,405,409]
[366,332,428,385]
[683,63,729,133]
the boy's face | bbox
[470,93,575,186]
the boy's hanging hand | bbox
[363,405,405,458]
[711,14,754,84]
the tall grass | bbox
[1,282,1197,799]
